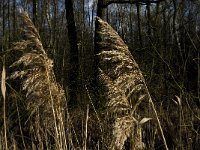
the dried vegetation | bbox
[0,11,199,150]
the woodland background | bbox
[0,0,200,149]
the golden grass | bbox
[1,10,194,150]
[96,17,150,149]
[10,11,67,149]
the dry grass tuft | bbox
[96,17,149,149]
[10,11,67,149]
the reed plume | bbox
[96,17,148,150]
[10,11,67,149]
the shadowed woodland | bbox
[0,0,200,150]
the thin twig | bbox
[84,105,89,150]
[85,85,103,133]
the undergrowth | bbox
[0,11,199,150]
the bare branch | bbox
[102,0,165,8]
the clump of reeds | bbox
[96,17,149,150]
[10,11,67,149]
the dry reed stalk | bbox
[1,62,8,150]
[96,17,167,150]
[10,11,67,149]
[83,104,89,150]
[96,17,147,150]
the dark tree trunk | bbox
[96,0,107,54]
[32,0,37,26]
[12,0,16,40]
[53,0,57,47]
[136,3,143,47]
[129,5,134,49]
[2,0,5,52]
[2,1,5,34]
[96,0,106,20]
[8,0,10,46]
[65,0,79,107]
[146,1,151,39]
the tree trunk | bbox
[8,0,11,46]
[12,0,16,40]
[146,1,151,39]
[96,0,106,20]
[53,0,58,47]
[136,3,143,47]
[33,0,37,26]
[2,0,5,51]
[65,0,79,107]
[95,0,107,55]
